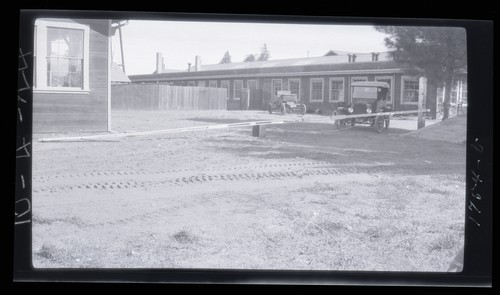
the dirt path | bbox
[32,111,466,271]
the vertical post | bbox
[119,25,126,74]
[418,77,427,129]
[107,20,112,132]
[252,125,266,138]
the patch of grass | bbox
[427,188,450,195]
[35,244,56,260]
[429,233,458,251]
[172,230,197,244]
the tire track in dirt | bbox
[32,160,363,182]
[33,161,464,193]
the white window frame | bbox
[187,81,195,86]
[271,79,282,97]
[350,76,368,85]
[374,75,394,103]
[197,80,206,87]
[220,80,230,98]
[208,80,218,88]
[233,80,243,100]
[288,78,301,101]
[400,76,420,105]
[34,19,90,94]
[329,77,345,102]
[310,78,324,102]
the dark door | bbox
[247,80,261,110]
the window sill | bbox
[34,89,91,95]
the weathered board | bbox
[111,84,227,111]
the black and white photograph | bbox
[27,14,471,273]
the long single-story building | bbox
[32,18,128,133]
[129,51,468,116]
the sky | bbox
[112,20,389,75]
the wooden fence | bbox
[111,84,227,110]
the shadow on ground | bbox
[203,121,466,175]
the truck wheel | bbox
[280,103,286,115]
[374,116,384,133]
[268,104,273,114]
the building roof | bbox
[198,52,393,72]
[129,52,400,82]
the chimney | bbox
[187,63,192,72]
[195,55,202,71]
[156,52,163,74]
[371,52,379,61]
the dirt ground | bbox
[32,110,466,271]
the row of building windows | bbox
[182,77,400,103]
[182,76,452,105]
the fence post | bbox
[252,125,266,138]
[418,77,427,129]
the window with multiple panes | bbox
[46,27,84,88]
[208,80,217,88]
[187,81,195,86]
[272,79,282,97]
[401,77,419,104]
[220,80,230,98]
[289,79,300,100]
[234,80,243,100]
[34,20,90,92]
[197,80,205,87]
[451,78,468,103]
[329,78,344,102]
[375,76,393,101]
[310,78,324,102]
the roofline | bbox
[130,68,407,82]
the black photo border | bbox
[13,8,493,287]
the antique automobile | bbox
[268,91,307,115]
[334,81,392,132]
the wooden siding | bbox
[130,68,438,115]
[111,84,227,111]
[33,19,109,133]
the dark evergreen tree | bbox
[375,26,467,120]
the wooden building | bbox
[129,51,461,117]
[33,18,125,133]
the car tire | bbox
[335,119,347,130]
[300,104,307,115]
[268,104,273,114]
[280,103,286,115]
[374,116,384,133]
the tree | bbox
[243,54,257,62]
[257,43,271,61]
[374,26,467,120]
[219,51,232,64]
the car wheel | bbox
[300,104,307,115]
[350,118,356,127]
[335,119,347,130]
[280,103,286,115]
[268,104,273,114]
[374,116,384,133]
